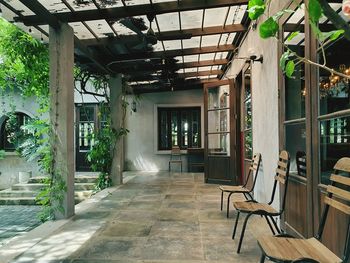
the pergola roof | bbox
[0,0,249,93]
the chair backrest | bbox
[296,151,306,177]
[269,150,290,212]
[243,153,262,191]
[171,146,181,155]
[317,157,350,262]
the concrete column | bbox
[49,24,75,218]
[110,75,124,185]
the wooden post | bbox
[49,23,75,218]
[110,74,124,185]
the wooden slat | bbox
[327,185,350,202]
[330,174,350,186]
[276,168,287,177]
[324,196,350,215]
[277,160,288,169]
[178,70,223,78]
[275,175,286,184]
[334,157,350,172]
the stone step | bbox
[0,197,37,205]
[0,190,37,198]
[0,191,94,205]
[28,176,98,184]
[11,183,96,191]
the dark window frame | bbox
[158,107,201,150]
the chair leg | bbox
[237,213,253,253]
[264,215,276,235]
[227,192,233,218]
[269,216,281,234]
[169,162,170,172]
[220,191,224,211]
[260,254,266,263]
[232,211,240,239]
[181,162,182,172]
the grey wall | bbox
[125,89,204,171]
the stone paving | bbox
[8,172,271,263]
[0,205,41,247]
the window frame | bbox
[157,106,201,151]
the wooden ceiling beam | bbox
[17,0,111,73]
[15,0,248,26]
[108,44,235,63]
[178,70,223,78]
[81,24,246,46]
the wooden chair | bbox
[219,153,262,218]
[232,150,290,253]
[168,146,182,172]
[258,157,350,263]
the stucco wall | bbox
[225,0,290,209]
[125,89,204,171]
[0,89,45,190]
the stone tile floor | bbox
[0,205,41,247]
[9,172,271,263]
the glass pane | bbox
[318,37,350,115]
[171,111,178,146]
[192,110,200,147]
[208,109,230,133]
[285,122,307,174]
[159,111,168,149]
[320,116,350,184]
[80,107,94,122]
[244,98,252,130]
[284,9,306,120]
[208,133,230,156]
[244,130,253,159]
[181,111,188,147]
[208,85,230,110]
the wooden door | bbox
[204,79,238,185]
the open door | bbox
[204,79,239,185]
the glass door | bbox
[204,80,237,184]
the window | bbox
[0,112,31,151]
[158,107,201,150]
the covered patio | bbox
[0,172,269,262]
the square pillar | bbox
[110,75,124,185]
[49,24,75,218]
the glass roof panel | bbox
[182,37,201,49]
[84,20,114,38]
[201,35,221,47]
[204,7,229,27]
[112,21,137,35]
[181,10,203,29]
[220,33,236,45]
[156,12,179,31]
[69,22,94,39]
[153,41,165,52]
[125,0,150,5]
[184,68,199,73]
[199,53,215,61]
[215,51,229,60]
[183,55,199,63]
[38,0,70,13]
[163,40,182,50]
[226,5,247,25]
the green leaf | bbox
[285,60,295,78]
[280,51,292,71]
[308,0,322,23]
[329,29,345,41]
[247,0,265,20]
[286,31,300,42]
[259,17,279,39]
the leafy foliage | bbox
[0,18,49,110]
[247,0,349,78]
[0,150,5,160]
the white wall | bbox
[225,0,289,209]
[125,89,204,171]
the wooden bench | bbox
[258,157,350,263]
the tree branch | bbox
[318,0,350,41]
